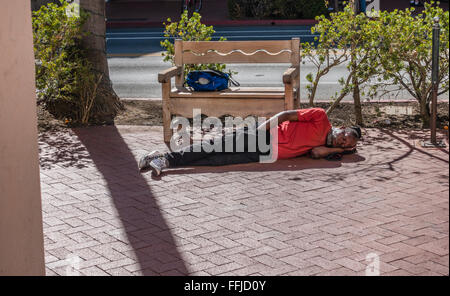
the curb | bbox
[107,19,318,29]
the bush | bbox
[161,11,235,79]
[371,1,449,127]
[297,0,329,19]
[32,0,101,125]
[227,0,243,20]
[228,0,272,19]
[302,5,378,126]
[302,1,449,127]
[227,0,328,19]
[273,0,299,19]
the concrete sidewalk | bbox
[39,125,449,276]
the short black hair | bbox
[345,126,362,140]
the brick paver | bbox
[38,126,449,276]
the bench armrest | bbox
[158,66,182,83]
[283,67,299,84]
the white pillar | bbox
[0,0,45,276]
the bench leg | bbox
[284,83,294,110]
[162,82,173,148]
[294,85,300,109]
[294,73,300,109]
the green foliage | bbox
[227,0,244,20]
[297,0,329,19]
[227,0,328,20]
[227,0,273,19]
[274,0,329,19]
[302,5,378,117]
[160,11,234,79]
[372,1,449,126]
[32,0,100,124]
[301,1,449,127]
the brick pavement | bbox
[38,125,449,276]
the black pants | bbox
[165,129,271,167]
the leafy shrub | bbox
[228,0,270,19]
[273,0,299,19]
[302,1,449,127]
[302,5,378,126]
[371,1,449,127]
[246,0,274,19]
[227,0,328,19]
[297,0,329,19]
[32,0,102,124]
[160,11,235,79]
[227,0,245,20]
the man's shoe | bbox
[149,156,169,176]
[138,150,162,171]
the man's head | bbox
[331,126,361,149]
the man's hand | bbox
[343,145,357,152]
[310,146,344,159]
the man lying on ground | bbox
[138,108,362,176]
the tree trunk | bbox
[350,42,363,126]
[350,0,360,14]
[309,77,319,107]
[79,0,123,124]
[326,72,353,115]
[419,97,431,128]
[334,0,340,11]
[353,77,364,126]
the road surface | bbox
[107,26,447,101]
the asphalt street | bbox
[108,55,357,101]
[106,26,317,54]
[107,26,447,101]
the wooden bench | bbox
[158,38,301,146]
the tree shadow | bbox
[72,125,188,276]
[38,130,92,170]
[312,128,449,184]
[379,128,449,164]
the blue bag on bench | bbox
[185,69,240,91]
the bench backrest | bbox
[173,38,300,87]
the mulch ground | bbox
[38,100,449,132]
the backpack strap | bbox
[209,69,240,87]
[204,69,227,78]
[229,76,240,87]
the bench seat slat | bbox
[169,97,285,118]
[170,87,286,99]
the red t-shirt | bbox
[272,108,332,159]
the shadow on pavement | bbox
[73,125,188,275]
[378,128,449,164]
[159,153,366,176]
[39,130,92,170]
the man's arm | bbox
[310,146,346,159]
[257,110,298,131]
